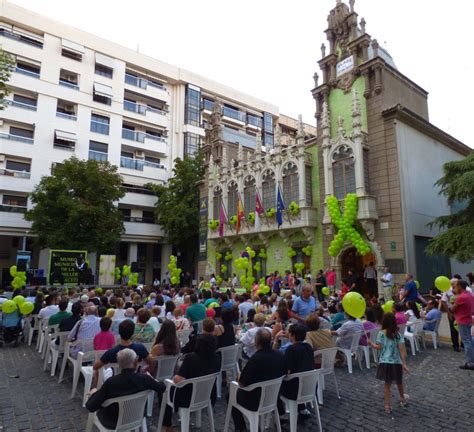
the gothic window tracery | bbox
[227,181,238,217]
[332,144,355,199]
[243,176,256,216]
[262,169,276,210]
[213,186,222,220]
[282,162,299,204]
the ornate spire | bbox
[321,102,331,149]
[296,114,305,145]
[255,131,262,155]
[360,17,366,34]
[352,88,362,137]
[274,124,282,148]
[237,143,243,162]
[222,144,228,169]
[243,150,248,164]
[337,116,345,138]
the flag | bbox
[276,184,285,227]
[218,200,227,237]
[255,188,264,230]
[236,194,244,234]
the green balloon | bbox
[322,287,330,296]
[342,292,365,319]
[19,301,34,315]
[434,276,450,292]
[13,295,25,306]
[382,300,394,313]
[2,300,17,314]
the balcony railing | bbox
[247,115,263,128]
[221,127,256,149]
[0,132,34,144]
[0,28,43,48]
[124,100,167,116]
[59,79,79,90]
[0,204,27,213]
[202,99,214,111]
[4,99,37,111]
[222,106,246,122]
[120,157,165,171]
[123,215,155,223]
[124,73,165,91]
[56,112,77,121]
[88,150,108,162]
[15,67,40,79]
[53,142,75,151]
[0,168,31,178]
[122,129,166,143]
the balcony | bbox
[123,101,168,126]
[4,99,37,111]
[222,106,246,125]
[0,132,34,145]
[222,127,256,149]
[0,27,43,48]
[88,150,108,162]
[123,220,165,241]
[15,66,40,79]
[56,112,77,121]
[247,115,263,129]
[208,207,319,242]
[120,157,165,171]
[0,204,28,213]
[201,99,214,112]
[59,79,79,90]
[123,215,155,224]
[124,73,169,102]
[121,129,167,154]
[0,168,31,179]
[120,190,157,208]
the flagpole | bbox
[278,182,292,226]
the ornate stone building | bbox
[313,0,472,294]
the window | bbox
[247,114,262,128]
[89,140,108,162]
[202,98,214,111]
[282,162,299,204]
[93,83,112,106]
[54,130,76,150]
[262,170,276,210]
[6,160,30,173]
[3,194,27,207]
[305,165,313,207]
[0,25,43,48]
[213,187,222,220]
[184,132,201,156]
[243,177,256,216]
[90,113,110,135]
[145,156,161,165]
[15,59,40,78]
[59,69,79,89]
[185,84,201,126]
[10,126,34,139]
[263,112,274,148]
[13,94,37,108]
[62,49,82,61]
[93,93,111,105]
[142,210,155,223]
[121,208,131,220]
[332,145,356,199]
[263,132,274,148]
[95,63,113,78]
[227,182,238,217]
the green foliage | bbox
[0,48,14,110]
[147,152,204,250]
[25,157,125,253]
[427,153,474,262]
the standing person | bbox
[326,268,337,295]
[451,280,474,370]
[231,273,238,288]
[292,285,318,322]
[272,271,282,296]
[285,270,295,291]
[401,274,418,303]
[315,270,327,302]
[368,312,409,414]
[347,269,359,293]
[381,267,394,302]
[441,278,462,352]
[364,262,378,299]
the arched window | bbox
[212,186,222,220]
[244,176,256,216]
[282,162,299,204]
[262,169,276,210]
[227,181,238,217]
[332,145,355,199]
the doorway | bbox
[340,247,376,297]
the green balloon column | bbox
[168,255,182,286]
[10,265,27,289]
[326,193,371,257]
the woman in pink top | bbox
[326,268,337,292]
[360,308,380,346]
[93,317,116,350]
[393,303,408,326]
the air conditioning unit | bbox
[66,75,77,82]
[64,105,75,113]
[134,151,145,159]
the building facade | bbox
[0,0,304,286]
[312,1,472,294]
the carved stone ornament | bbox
[327,1,351,59]
[337,72,356,93]
[360,220,375,241]
[274,248,283,263]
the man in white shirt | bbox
[380,267,394,302]
[38,294,59,321]
[239,313,271,358]
[238,294,255,321]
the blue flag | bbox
[276,185,285,227]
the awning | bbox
[93,82,113,98]
[62,39,84,54]
[95,52,115,69]
[55,130,77,142]
[15,55,41,67]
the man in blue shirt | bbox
[402,274,418,302]
[292,285,318,321]
[423,300,442,331]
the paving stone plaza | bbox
[1,342,473,431]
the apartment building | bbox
[0,0,315,285]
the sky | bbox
[8,0,474,148]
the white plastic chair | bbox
[223,376,284,432]
[41,324,59,359]
[157,372,219,432]
[24,314,39,345]
[146,355,179,416]
[314,347,341,405]
[177,329,192,347]
[423,319,441,349]
[43,331,69,376]
[405,320,424,355]
[216,344,241,398]
[337,332,363,373]
[85,389,150,432]
[280,369,322,432]
[359,328,380,368]
[79,350,107,406]
[36,317,45,350]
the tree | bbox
[25,157,125,253]
[147,152,204,251]
[426,152,474,263]
[0,48,14,110]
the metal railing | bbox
[221,127,256,149]
[0,28,43,48]
[120,157,165,171]
[121,129,166,143]
[0,204,27,213]
[88,150,108,162]
[0,168,31,179]
[124,100,167,116]
[124,73,165,91]
[59,79,79,90]
[53,142,75,151]
[247,115,263,128]
[222,106,246,122]
[123,215,155,224]
[0,132,34,144]
[15,67,40,79]
[4,99,37,111]
[56,112,77,121]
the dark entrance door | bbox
[340,247,377,297]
